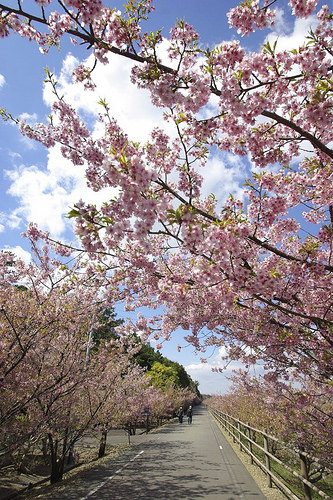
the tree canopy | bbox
[134,342,200,394]
[0,0,332,456]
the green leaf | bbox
[67,208,80,219]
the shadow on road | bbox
[19,406,266,500]
[42,439,264,500]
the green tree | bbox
[148,362,179,390]
[91,307,124,350]
[133,340,200,394]
[162,359,197,391]
[134,342,164,370]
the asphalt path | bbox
[30,406,267,499]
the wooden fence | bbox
[209,408,333,500]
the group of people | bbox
[177,405,193,424]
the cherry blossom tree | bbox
[0,0,332,395]
[0,248,101,480]
[0,244,137,480]
[145,366,198,425]
[206,372,333,464]
[71,338,143,458]
[0,244,196,480]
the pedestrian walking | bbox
[187,406,193,424]
[178,406,184,423]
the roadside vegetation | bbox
[0,252,199,488]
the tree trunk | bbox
[41,437,49,462]
[48,432,67,484]
[299,448,312,500]
[98,429,108,458]
[50,456,66,484]
[67,445,74,465]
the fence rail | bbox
[209,408,333,500]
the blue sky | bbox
[0,0,325,393]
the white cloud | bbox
[185,346,265,395]
[8,151,22,161]
[2,245,32,264]
[185,350,236,395]
[0,44,172,238]
[43,50,172,144]
[5,145,118,237]
[6,163,70,235]
[18,112,38,123]
[20,136,39,151]
[201,152,247,204]
[0,74,5,88]
[6,212,21,230]
[266,12,318,50]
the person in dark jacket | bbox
[178,406,184,423]
[187,406,193,424]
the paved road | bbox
[28,406,267,499]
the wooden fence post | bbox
[263,431,272,488]
[247,423,254,464]
[299,448,312,500]
[222,411,226,432]
[223,412,227,432]
[238,421,242,451]
[232,416,236,443]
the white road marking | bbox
[210,419,246,500]
[80,450,144,499]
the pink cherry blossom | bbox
[0,0,332,454]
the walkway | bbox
[23,406,267,499]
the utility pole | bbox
[86,312,96,365]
